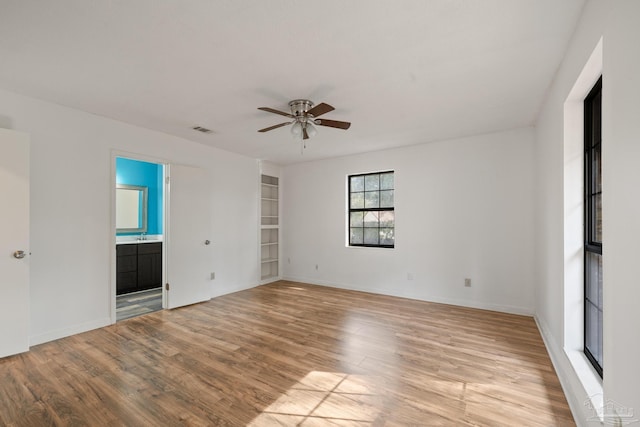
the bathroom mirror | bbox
[116,184,148,233]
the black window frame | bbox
[584,76,603,378]
[348,171,395,248]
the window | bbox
[348,171,394,248]
[584,76,602,377]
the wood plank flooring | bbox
[0,281,575,426]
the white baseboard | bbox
[29,281,262,348]
[281,275,533,316]
[534,315,603,427]
[210,281,259,299]
[259,276,282,286]
[29,317,111,347]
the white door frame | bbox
[110,150,168,323]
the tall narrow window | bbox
[584,76,603,377]
[348,171,394,248]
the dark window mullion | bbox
[351,208,395,213]
[585,243,602,254]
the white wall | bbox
[534,3,609,423]
[283,127,535,315]
[601,0,640,420]
[535,0,640,425]
[0,88,259,345]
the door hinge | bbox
[165,283,170,291]
[165,176,170,184]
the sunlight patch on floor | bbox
[248,371,381,426]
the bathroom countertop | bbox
[116,235,163,245]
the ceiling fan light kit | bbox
[291,121,303,137]
[258,99,351,151]
[305,122,317,138]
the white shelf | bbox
[260,174,279,281]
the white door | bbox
[0,128,30,358]
[165,164,214,309]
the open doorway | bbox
[115,156,165,321]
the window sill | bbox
[346,244,395,250]
[565,349,603,422]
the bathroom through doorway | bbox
[114,156,165,321]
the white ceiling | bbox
[0,0,585,165]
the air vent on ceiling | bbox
[192,125,213,134]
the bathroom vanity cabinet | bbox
[116,242,162,295]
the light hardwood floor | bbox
[0,281,575,426]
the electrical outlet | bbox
[464,278,471,287]
[210,272,215,280]
[407,273,414,281]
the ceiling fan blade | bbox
[258,107,294,118]
[258,122,291,132]
[316,119,351,130]
[307,103,334,117]
[303,127,309,140]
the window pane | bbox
[592,92,601,146]
[585,250,603,368]
[350,192,364,209]
[364,191,380,208]
[350,211,364,227]
[586,253,602,306]
[350,176,364,192]
[597,308,603,366]
[594,147,601,193]
[365,174,379,191]
[364,228,379,245]
[380,228,394,245]
[363,211,379,227]
[585,302,600,362]
[350,228,363,244]
[380,172,394,190]
[594,193,602,243]
[379,210,394,227]
[380,190,394,208]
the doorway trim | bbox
[110,150,168,324]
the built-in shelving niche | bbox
[260,174,279,281]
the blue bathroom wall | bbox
[116,157,164,235]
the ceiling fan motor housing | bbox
[289,99,314,118]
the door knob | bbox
[13,250,26,259]
[204,240,211,245]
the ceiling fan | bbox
[257,99,351,140]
